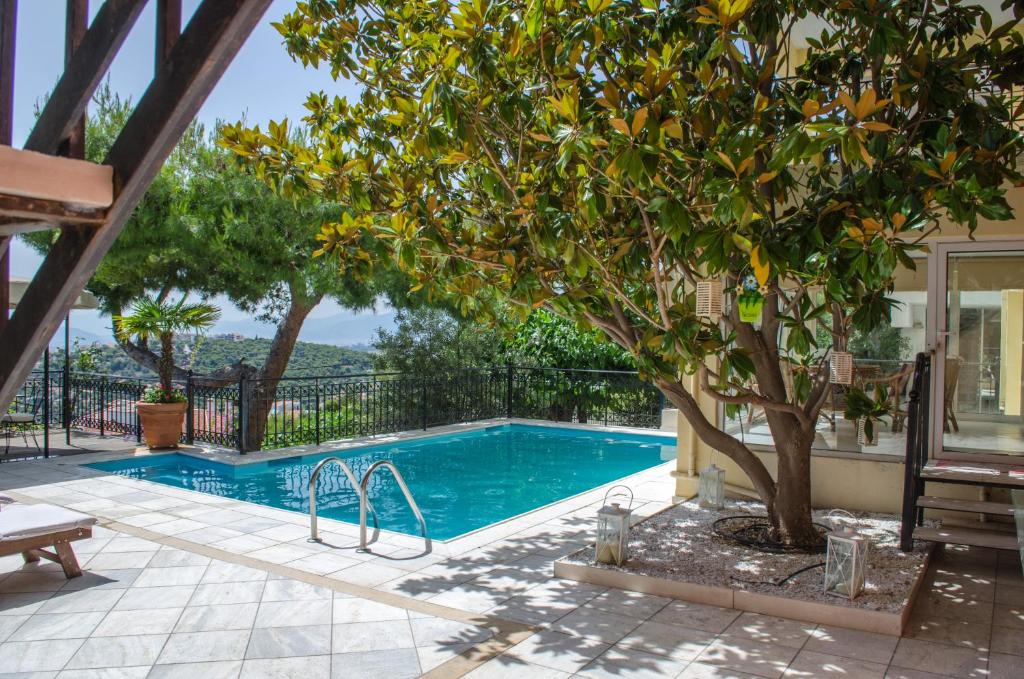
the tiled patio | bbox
[1,425,1022,678]
[0,526,499,677]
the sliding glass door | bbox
[933,242,1024,457]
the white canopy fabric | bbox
[8,276,99,310]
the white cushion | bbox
[0,504,97,542]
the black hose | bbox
[712,516,829,554]
[730,561,826,587]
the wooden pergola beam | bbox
[0,0,273,410]
[0,199,106,236]
[0,146,114,208]
[23,0,147,156]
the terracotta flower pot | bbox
[136,401,187,449]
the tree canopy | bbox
[372,307,636,374]
[224,0,1023,544]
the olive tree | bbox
[224,0,1023,545]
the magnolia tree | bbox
[224,0,1023,546]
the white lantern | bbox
[824,526,869,599]
[699,463,726,510]
[696,280,724,319]
[596,486,633,566]
[856,417,877,447]
[830,351,854,385]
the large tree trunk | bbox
[657,377,823,549]
[766,417,820,546]
[242,288,321,451]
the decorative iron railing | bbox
[8,365,664,455]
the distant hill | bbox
[214,311,396,346]
[50,308,396,349]
[68,337,375,379]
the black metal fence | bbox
[8,366,665,455]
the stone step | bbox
[917,496,1015,515]
[921,459,1024,489]
[912,525,1019,551]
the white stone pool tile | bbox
[332,598,409,624]
[92,607,185,637]
[284,552,361,576]
[175,526,247,545]
[252,523,312,543]
[0,637,87,673]
[297,537,400,560]
[222,515,288,534]
[5,610,106,641]
[189,581,266,607]
[65,633,169,669]
[191,508,253,526]
[80,550,153,570]
[254,599,333,628]
[146,518,209,536]
[261,579,334,602]
[327,562,411,588]
[133,565,209,588]
[174,602,260,633]
[148,548,212,568]
[111,511,176,528]
[211,533,280,554]
[201,562,270,584]
[246,543,320,565]
[114,585,197,611]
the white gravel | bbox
[562,499,932,613]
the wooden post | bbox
[0,0,12,144]
[156,0,181,68]
[0,0,15,336]
[43,347,50,456]
[60,0,89,160]
[64,313,71,444]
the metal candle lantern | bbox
[696,280,724,319]
[824,524,869,599]
[596,485,633,566]
[830,351,854,385]
[699,463,726,510]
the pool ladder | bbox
[307,457,429,552]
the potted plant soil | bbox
[114,298,220,449]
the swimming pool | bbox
[88,423,675,540]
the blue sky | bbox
[9,0,392,345]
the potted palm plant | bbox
[114,298,220,448]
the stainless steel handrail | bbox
[308,456,378,542]
[358,460,429,552]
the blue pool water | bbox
[88,424,674,540]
